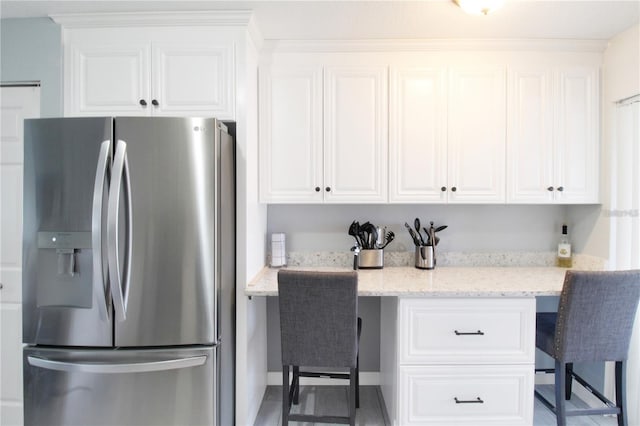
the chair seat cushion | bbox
[536,312,557,357]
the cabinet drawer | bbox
[399,365,534,425]
[399,298,535,364]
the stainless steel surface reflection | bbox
[24,346,215,426]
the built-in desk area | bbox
[247,266,576,425]
[246,266,569,297]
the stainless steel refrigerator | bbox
[22,117,235,426]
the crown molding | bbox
[262,38,608,54]
[51,10,255,28]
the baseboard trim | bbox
[267,371,380,386]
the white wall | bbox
[581,24,640,262]
[599,23,640,425]
[235,30,268,426]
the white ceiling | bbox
[1,0,639,41]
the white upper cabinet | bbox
[259,66,323,202]
[448,66,507,203]
[259,42,601,204]
[554,66,599,203]
[390,64,506,204]
[507,67,554,203]
[259,61,388,203]
[68,42,150,114]
[324,66,388,203]
[508,65,599,203]
[63,27,235,119]
[389,67,448,203]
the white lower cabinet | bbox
[399,365,534,425]
[381,297,536,426]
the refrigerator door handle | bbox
[107,140,133,322]
[91,140,112,320]
[27,355,207,374]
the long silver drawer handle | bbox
[27,355,206,374]
[91,140,111,320]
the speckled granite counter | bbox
[246,266,574,297]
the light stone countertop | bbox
[245,265,573,297]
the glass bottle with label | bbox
[556,224,573,268]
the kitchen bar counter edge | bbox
[246,266,576,297]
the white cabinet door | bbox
[398,365,534,426]
[448,66,506,203]
[507,67,554,203]
[1,85,40,426]
[507,65,599,204]
[554,66,599,203]
[259,66,323,203]
[324,66,388,203]
[64,28,235,119]
[399,298,535,365]
[152,43,234,119]
[389,67,447,203]
[67,42,151,115]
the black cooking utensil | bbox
[380,231,395,249]
[348,221,361,246]
[414,218,426,245]
[404,222,421,246]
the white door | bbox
[553,66,599,203]
[0,84,40,426]
[507,67,554,203]
[448,66,506,203]
[258,66,324,203]
[152,43,234,119]
[324,66,388,203]
[389,67,448,203]
[66,42,151,116]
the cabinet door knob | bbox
[315,187,321,192]
[0,283,3,290]
[325,187,331,192]
[451,186,457,192]
[441,186,447,192]
[557,186,564,192]
[139,99,147,106]
[547,186,554,191]
[151,99,159,107]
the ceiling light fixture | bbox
[453,0,505,15]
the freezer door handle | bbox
[107,140,133,322]
[27,355,207,374]
[91,140,112,320]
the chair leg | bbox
[356,353,360,408]
[282,365,289,426]
[292,366,300,405]
[616,361,628,426]
[565,362,573,400]
[349,366,356,426]
[555,360,567,426]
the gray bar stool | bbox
[277,270,361,426]
[535,270,640,426]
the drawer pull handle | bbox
[454,330,484,336]
[454,397,484,404]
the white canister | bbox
[271,233,286,267]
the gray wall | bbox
[1,18,62,117]
[266,204,592,253]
